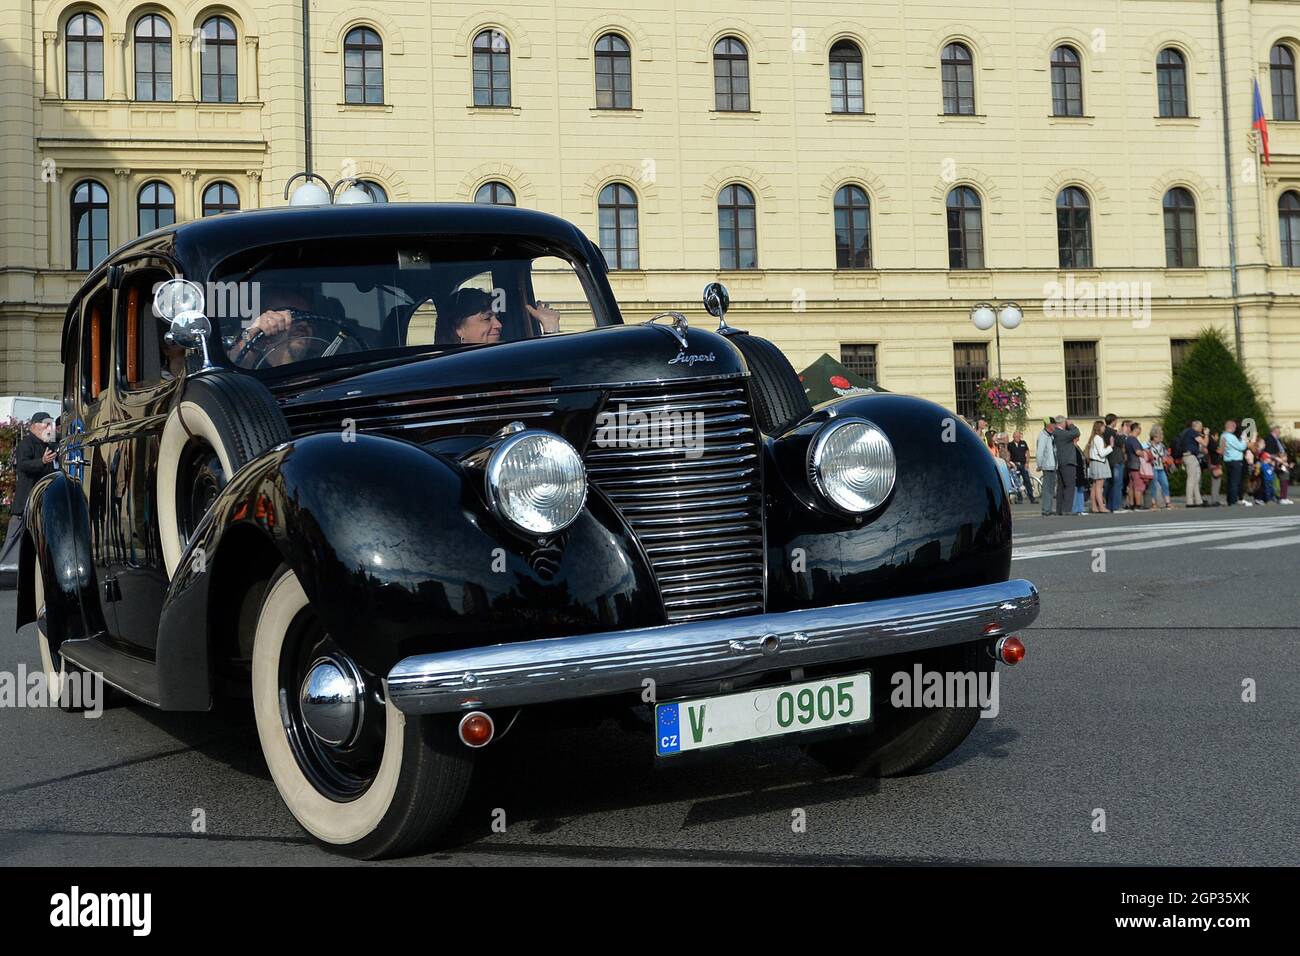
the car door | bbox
[72,277,120,640]
[108,258,181,653]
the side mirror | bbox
[166,310,212,350]
[703,282,730,319]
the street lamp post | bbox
[283,172,375,206]
[970,301,1023,379]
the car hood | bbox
[271,322,748,410]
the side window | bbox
[117,267,175,390]
[530,257,594,333]
[62,310,81,420]
[82,284,113,402]
[406,300,438,345]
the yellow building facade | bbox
[3,0,1299,430]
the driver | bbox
[228,285,317,368]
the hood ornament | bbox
[644,311,690,349]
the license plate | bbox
[655,671,872,755]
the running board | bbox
[23,624,164,708]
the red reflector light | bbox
[997,636,1026,665]
[458,711,495,748]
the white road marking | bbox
[1012,516,1300,560]
[1208,532,1300,550]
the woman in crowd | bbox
[1205,426,1223,506]
[1147,425,1173,509]
[1086,420,1112,513]
[1072,432,1088,514]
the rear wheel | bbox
[727,333,812,435]
[157,374,290,577]
[803,642,991,777]
[251,565,473,858]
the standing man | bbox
[1103,414,1125,512]
[0,412,58,582]
[1221,420,1247,506]
[1035,418,1058,516]
[1263,424,1292,504]
[1052,416,1080,517]
[1179,419,1205,507]
[1008,431,1034,504]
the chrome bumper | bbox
[385,579,1039,715]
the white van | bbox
[0,395,60,424]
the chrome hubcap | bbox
[298,656,364,747]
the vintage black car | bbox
[18,203,1038,858]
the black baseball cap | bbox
[30,411,52,423]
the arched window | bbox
[1272,44,1298,121]
[358,180,388,203]
[1050,45,1083,116]
[344,27,383,104]
[1162,187,1198,267]
[941,42,974,115]
[595,33,632,109]
[598,183,639,270]
[66,12,105,100]
[137,181,176,234]
[829,40,863,114]
[474,181,515,205]
[713,37,750,112]
[473,30,511,107]
[201,181,239,217]
[946,186,983,269]
[134,14,172,101]
[200,16,238,102]
[833,185,871,268]
[717,183,756,269]
[71,180,109,270]
[1280,190,1300,266]
[1157,48,1188,117]
[1056,187,1092,268]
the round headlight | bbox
[485,431,588,535]
[807,418,896,514]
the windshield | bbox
[207,236,609,370]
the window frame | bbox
[1162,187,1199,268]
[474,181,516,205]
[137,180,176,236]
[1156,47,1189,118]
[201,181,240,218]
[1056,186,1093,269]
[472,29,512,108]
[597,182,640,270]
[1271,43,1298,122]
[952,342,989,421]
[199,15,239,103]
[840,343,878,387]
[1280,190,1300,267]
[1063,340,1099,418]
[713,36,751,112]
[717,182,757,270]
[1050,45,1084,117]
[594,33,632,110]
[833,184,872,269]
[343,26,384,105]
[828,39,864,114]
[71,178,110,272]
[133,13,172,102]
[65,11,105,101]
[940,42,975,115]
[946,186,984,270]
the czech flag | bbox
[1253,78,1271,165]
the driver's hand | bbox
[526,302,560,334]
[250,309,296,338]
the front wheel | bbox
[251,566,473,859]
[803,642,991,777]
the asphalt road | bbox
[1,503,1296,866]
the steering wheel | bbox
[245,311,370,369]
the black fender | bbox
[155,432,661,708]
[16,471,104,650]
[764,393,1011,611]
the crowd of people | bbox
[977,414,1293,515]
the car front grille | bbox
[281,388,561,442]
[585,378,766,623]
